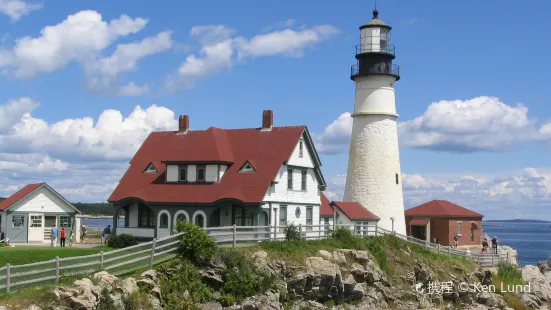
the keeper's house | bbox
[320,192,379,235]
[108,110,327,240]
[0,183,82,243]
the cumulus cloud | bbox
[0,10,171,95]
[325,169,551,220]
[85,31,173,96]
[0,0,42,21]
[0,97,181,201]
[165,23,340,91]
[315,96,549,154]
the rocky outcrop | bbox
[47,270,160,310]
[520,263,551,309]
[498,246,519,266]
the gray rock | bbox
[197,302,224,310]
[477,291,506,309]
[141,269,158,283]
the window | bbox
[197,165,206,182]
[301,170,307,191]
[295,207,301,218]
[160,213,168,228]
[60,216,72,228]
[30,215,42,228]
[239,162,256,173]
[395,173,399,184]
[299,140,304,158]
[324,217,330,236]
[195,214,205,227]
[456,222,462,235]
[306,207,313,231]
[138,205,154,228]
[232,207,253,226]
[279,206,287,232]
[12,215,24,228]
[179,166,187,181]
[145,163,157,173]
[176,213,187,223]
[287,169,293,190]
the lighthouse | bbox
[343,9,406,235]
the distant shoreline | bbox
[80,215,120,219]
[483,219,551,223]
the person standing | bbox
[81,222,87,243]
[453,233,459,248]
[69,230,74,247]
[60,227,66,247]
[51,224,59,247]
[102,225,111,245]
[482,238,489,254]
[491,236,499,254]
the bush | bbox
[284,222,301,241]
[175,221,217,264]
[497,263,524,285]
[107,234,137,249]
[331,227,354,241]
[157,259,214,307]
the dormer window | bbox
[196,165,206,182]
[144,163,158,174]
[239,161,256,173]
[299,139,304,158]
[179,165,187,181]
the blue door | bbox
[7,213,27,243]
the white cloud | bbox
[325,168,551,220]
[85,31,173,95]
[0,0,42,21]
[315,96,549,154]
[0,10,148,78]
[404,18,418,26]
[0,97,181,201]
[165,23,340,91]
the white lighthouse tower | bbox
[343,9,406,235]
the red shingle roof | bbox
[330,201,380,220]
[320,192,332,216]
[409,219,430,226]
[109,126,313,204]
[0,183,42,211]
[405,200,484,218]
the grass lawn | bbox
[0,246,109,267]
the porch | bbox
[112,200,270,240]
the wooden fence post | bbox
[55,256,60,284]
[148,239,157,269]
[232,224,237,248]
[268,225,272,241]
[437,244,440,254]
[299,224,303,240]
[100,251,104,270]
[447,246,450,256]
[477,254,481,266]
[5,263,10,294]
[375,226,378,237]
[491,254,494,267]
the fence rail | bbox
[1,223,509,295]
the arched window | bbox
[177,213,187,223]
[160,213,169,228]
[195,214,205,227]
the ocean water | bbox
[80,218,123,231]
[483,221,551,266]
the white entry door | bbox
[28,213,44,242]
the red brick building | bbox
[404,200,484,246]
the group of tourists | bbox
[50,222,111,247]
[49,224,74,247]
[481,236,499,254]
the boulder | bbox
[197,302,224,310]
[93,271,118,289]
[477,291,506,309]
[239,290,283,309]
[521,265,551,303]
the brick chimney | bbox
[261,110,273,131]
[178,115,189,134]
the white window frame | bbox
[12,215,24,228]
[306,206,313,231]
[60,215,72,228]
[30,215,43,228]
[179,165,188,182]
[299,140,304,158]
[145,163,158,173]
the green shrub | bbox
[497,263,523,286]
[331,227,354,241]
[220,294,236,307]
[284,222,301,241]
[157,259,214,308]
[175,221,217,264]
[107,234,137,249]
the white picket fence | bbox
[0,223,508,295]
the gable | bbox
[286,133,315,168]
[9,185,78,214]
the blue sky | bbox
[1,0,550,219]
